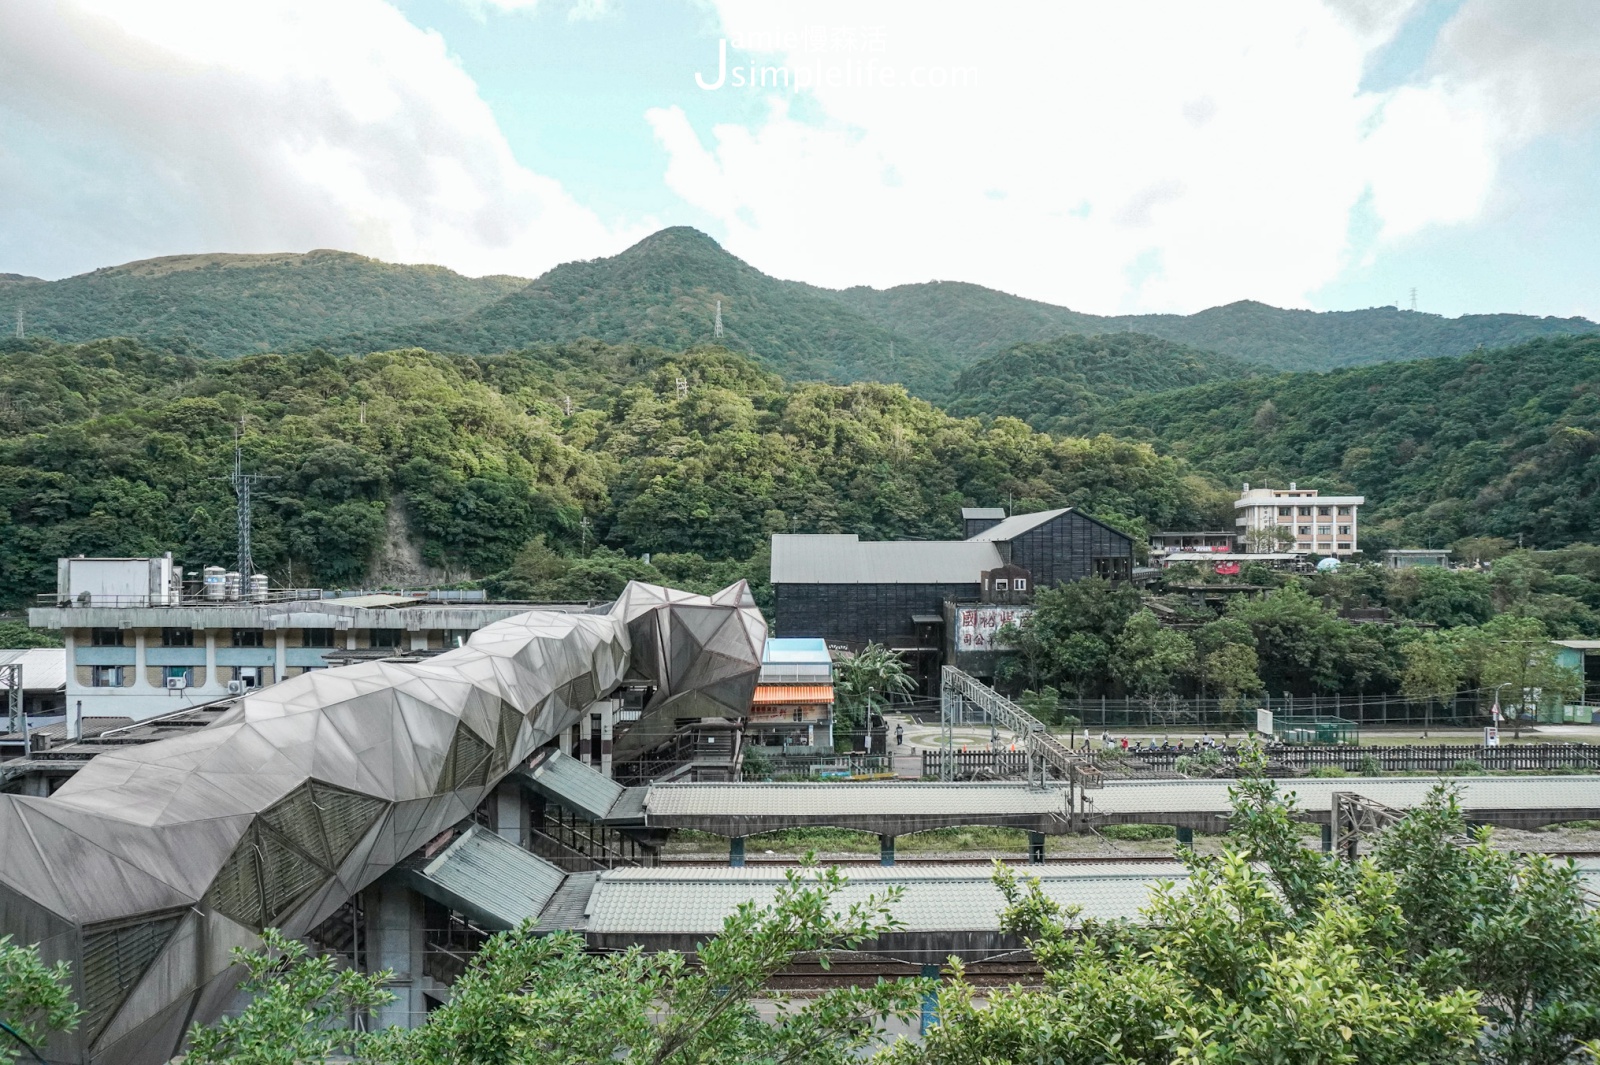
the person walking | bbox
[895,724,905,749]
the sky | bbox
[1,0,1597,319]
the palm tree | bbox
[833,643,914,736]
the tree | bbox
[1109,610,1193,703]
[365,864,926,1065]
[0,935,78,1065]
[997,579,1141,697]
[1461,614,1583,738]
[1243,523,1294,553]
[833,644,914,735]
[1401,633,1462,736]
[183,929,393,1065]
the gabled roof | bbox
[965,508,1072,542]
[770,534,1001,585]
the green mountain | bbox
[0,336,1219,605]
[0,250,528,356]
[836,285,1596,373]
[944,332,1258,430]
[328,227,958,396]
[1068,334,1600,549]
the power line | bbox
[714,299,723,339]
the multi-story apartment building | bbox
[1234,483,1365,558]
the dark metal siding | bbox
[774,583,980,645]
[1008,511,1132,587]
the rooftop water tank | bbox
[202,566,227,601]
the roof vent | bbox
[1242,482,1249,492]
[1290,481,1297,490]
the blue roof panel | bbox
[763,638,831,664]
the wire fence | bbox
[1048,690,1518,730]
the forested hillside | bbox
[944,332,1256,430]
[13,229,1588,398]
[0,251,527,356]
[0,337,1224,606]
[836,285,1595,373]
[327,228,960,395]
[1069,334,1600,550]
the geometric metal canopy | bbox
[0,581,765,1065]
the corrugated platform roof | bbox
[770,534,1001,585]
[1090,776,1600,816]
[536,871,601,932]
[522,749,628,822]
[0,648,66,692]
[408,826,565,930]
[966,508,1071,542]
[581,862,1190,935]
[752,685,834,705]
[647,782,1068,818]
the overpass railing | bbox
[939,667,1091,787]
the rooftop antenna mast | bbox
[231,424,259,578]
[14,307,22,339]
[714,299,724,339]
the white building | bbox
[1234,483,1365,558]
[29,556,584,723]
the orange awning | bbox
[752,684,834,705]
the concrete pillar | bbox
[365,876,428,1031]
[729,836,745,867]
[919,964,941,1034]
[410,630,428,653]
[133,630,149,689]
[1027,832,1045,864]
[879,834,896,866]
[492,781,527,847]
[204,632,218,692]
[274,631,287,685]
[1320,823,1333,853]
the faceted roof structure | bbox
[0,581,764,1065]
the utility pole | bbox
[714,299,723,339]
[3,662,20,736]
[1409,287,1417,312]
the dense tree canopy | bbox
[0,337,1219,605]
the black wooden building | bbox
[771,508,1134,693]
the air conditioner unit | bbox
[226,680,245,695]
[165,676,188,690]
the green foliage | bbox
[740,745,773,781]
[999,578,1142,696]
[364,864,926,1065]
[0,339,1208,605]
[0,934,78,1065]
[1016,685,1061,725]
[945,332,1255,430]
[833,644,914,733]
[1097,823,1176,841]
[0,622,59,648]
[0,250,525,357]
[184,929,392,1065]
[1110,610,1194,700]
[1072,334,1600,549]
[1359,754,1383,776]
[1305,764,1349,778]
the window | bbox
[301,628,335,648]
[233,666,262,689]
[1277,506,1292,517]
[91,666,124,687]
[1317,525,1332,536]
[231,629,264,648]
[161,628,194,648]
[993,579,1009,591]
[1337,542,1351,550]
[1298,506,1312,516]
[370,628,403,649]
[1318,506,1332,516]
[1298,525,1311,536]
[1337,506,1352,516]
[164,666,194,687]
[1014,578,1027,592]
[90,628,123,647]
[589,713,603,768]
[1338,525,1351,536]
[444,630,472,649]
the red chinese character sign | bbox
[957,606,1034,651]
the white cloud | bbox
[653,0,1600,313]
[0,0,639,278]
